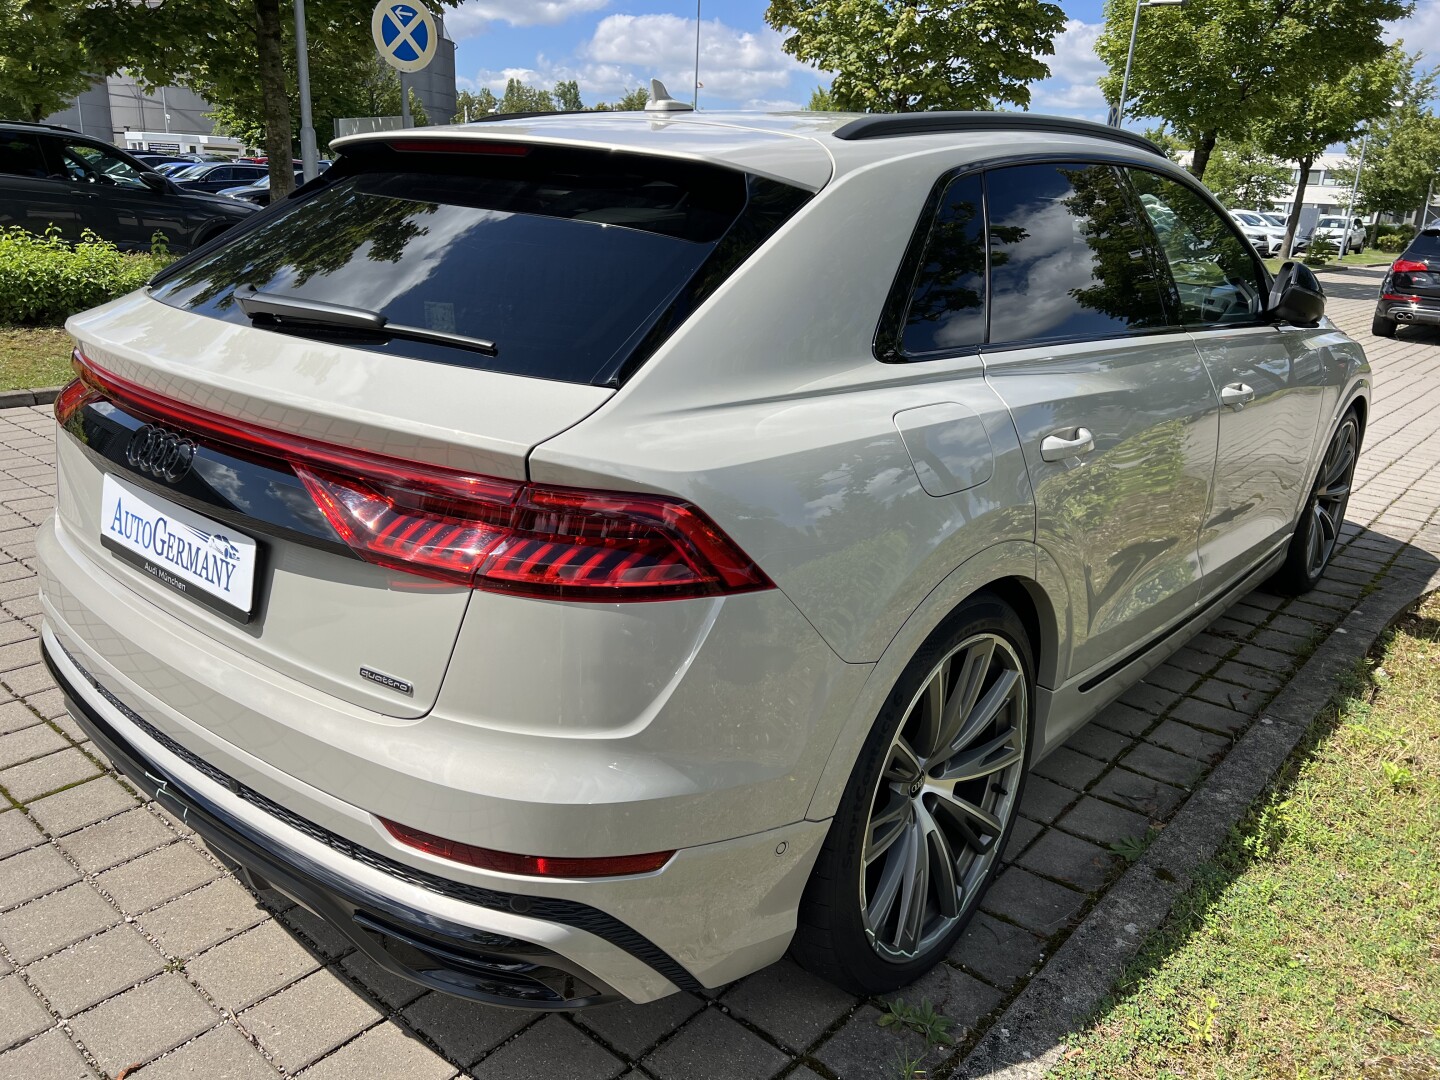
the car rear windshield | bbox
[149,143,811,386]
[1407,230,1440,258]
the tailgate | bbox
[60,295,610,717]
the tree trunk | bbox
[1189,130,1217,180]
[253,0,294,199]
[1281,155,1314,261]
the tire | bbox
[1372,313,1397,338]
[1271,412,1360,595]
[791,593,1034,995]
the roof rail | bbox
[831,112,1166,157]
[0,119,78,133]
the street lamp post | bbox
[1114,0,1187,128]
[693,0,701,108]
[294,0,320,181]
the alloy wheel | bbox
[859,633,1027,962]
[1306,420,1358,579]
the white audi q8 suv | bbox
[39,106,1368,1007]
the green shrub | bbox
[1303,236,1337,265]
[1376,233,1409,252]
[0,227,174,327]
[1374,223,1414,243]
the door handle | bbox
[1220,383,1255,410]
[1040,427,1095,462]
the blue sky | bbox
[445,0,1437,122]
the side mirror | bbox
[1268,260,1325,326]
[140,171,169,194]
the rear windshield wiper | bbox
[237,290,498,357]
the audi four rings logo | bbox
[125,426,197,484]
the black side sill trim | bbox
[831,113,1167,158]
[43,639,702,995]
[1077,548,1283,694]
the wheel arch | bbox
[803,541,1070,823]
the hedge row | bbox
[0,227,174,327]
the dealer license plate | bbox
[99,474,258,622]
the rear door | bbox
[979,161,1219,679]
[46,136,189,250]
[1126,166,1326,597]
[0,130,78,239]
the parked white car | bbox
[1312,215,1366,255]
[40,107,1369,1007]
[1230,210,1285,256]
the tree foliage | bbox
[453,88,499,122]
[1200,141,1292,209]
[1096,0,1412,179]
[764,0,1068,112]
[1252,47,1408,256]
[0,0,96,122]
[90,0,460,200]
[1331,65,1440,229]
[807,85,838,110]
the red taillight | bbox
[380,818,673,877]
[69,349,771,601]
[1382,293,1421,302]
[54,349,103,424]
[1392,259,1429,273]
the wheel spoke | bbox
[936,726,1023,783]
[864,793,910,866]
[883,737,923,785]
[1306,507,1324,573]
[865,833,908,938]
[895,819,929,953]
[920,808,961,918]
[943,669,1018,761]
[910,658,950,759]
[932,638,994,757]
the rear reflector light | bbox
[380,818,673,877]
[66,349,772,600]
[1392,259,1429,274]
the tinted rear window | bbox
[150,145,809,385]
[1407,230,1440,258]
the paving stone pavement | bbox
[1,268,1438,1079]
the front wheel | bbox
[1271,413,1360,595]
[791,594,1033,994]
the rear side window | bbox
[150,144,810,386]
[895,173,987,356]
[0,133,47,178]
[985,162,1172,345]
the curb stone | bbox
[0,387,62,410]
[957,561,1440,1080]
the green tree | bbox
[1140,124,1185,162]
[91,0,460,200]
[1200,141,1292,209]
[453,87,499,122]
[554,79,584,112]
[764,0,1067,112]
[606,86,650,111]
[1096,0,1411,180]
[1331,66,1440,239]
[499,77,555,114]
[807,84,838,111]
[0,0,94,121]
[1253,48,1407,257]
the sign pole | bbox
[294,0,319,181]
[401,73,412,128]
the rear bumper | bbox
[44,633,669,1008]
[1378,299,1440,325]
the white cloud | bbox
[460,12,808,108]
[1029,19,1106,117]
[1385,0,1439,70]
[582,13,805,103]
[447,0,609,40]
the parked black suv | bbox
[0,121,254,253]
[1373,228,1440,337]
